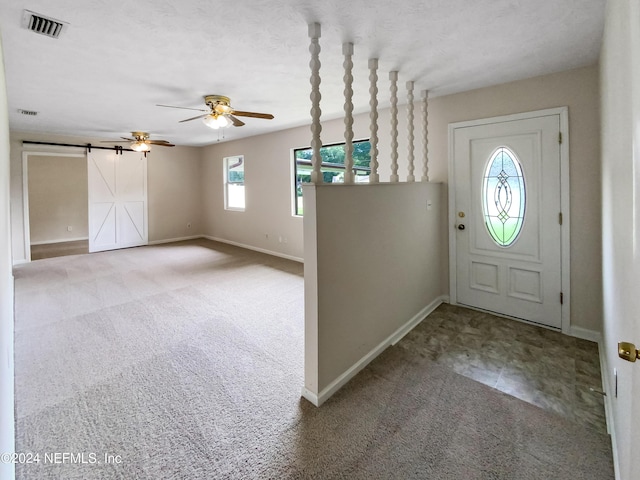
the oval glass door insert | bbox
[482,147,526,247]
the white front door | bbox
[88,149,148,253]
[450,110,567,329]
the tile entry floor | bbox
[400,303,607,433]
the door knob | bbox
[618,342,640,362]
[457,224,466,230]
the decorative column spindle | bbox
[368,58,379,183]
[389,71,399,182]
[421,90,429,182]
[342,42,354,184]
[406,81,415,182]
[308,22,323,184]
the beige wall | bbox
[428,64,602,333]
[146,145,202,242]
[303,182,444,404]
[9,132,202,262]
[0,32,15,480]
[600,0,640,477]
[27,155,88,244]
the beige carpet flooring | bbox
[13,239,614,479]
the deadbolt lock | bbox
[618,342,640,363]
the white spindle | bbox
[421,90,429,182]
[406,81,415,182]
[343,42,354,184]
[368,58,379,184]
[389,71,399,182]
[308,23,323,184]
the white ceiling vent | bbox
[22,10,68,39]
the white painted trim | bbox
[448,107,570,333]
[30,236,89,246]
[569,325,602,343]
[21,153,30,263]
[301,388,320,406]
[598,341,620,480]
[302,296,446,407]
[11,259,29,266]
[205,236,304,263]
[391,296,445,345]
[558,107,571,335]
[21,151,87,264]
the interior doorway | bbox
[23,151,89,261]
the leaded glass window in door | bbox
[482,147,526,247]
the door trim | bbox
[448,107,570,333]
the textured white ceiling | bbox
[0,0,605,146]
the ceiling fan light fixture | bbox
[202,114,231,129]
[131,141,150,152]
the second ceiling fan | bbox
[158,95,274,129]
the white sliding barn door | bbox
[88,149,148,253]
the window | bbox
[224,155,245,211]
[482,147,526,247]
[293,140,371,215]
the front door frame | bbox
[448,107,570,333]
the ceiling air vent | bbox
[18,109,38,116]
[22,10,68,39]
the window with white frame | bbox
[293,140,371,216]
[224,155,245,210]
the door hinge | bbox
[558,132,563,144]
[559,212,563,225]
[560,292,564,304]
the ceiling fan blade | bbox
[120,137,135,141]
[156,104,208,112]
[100,140,128,144]
[179,114,210,123]
[231,110,274,119]
[228,115,245,127]
[147,140,175,146]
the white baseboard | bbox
[599,341,620,480]
[30,236,88,246]
[301,388,320,407]
[205,236,304,263]
[306,296,446,407]
[12,259,29,266]
[148,235,202,246]
[391,297,447,346]
[569,325,602,343]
